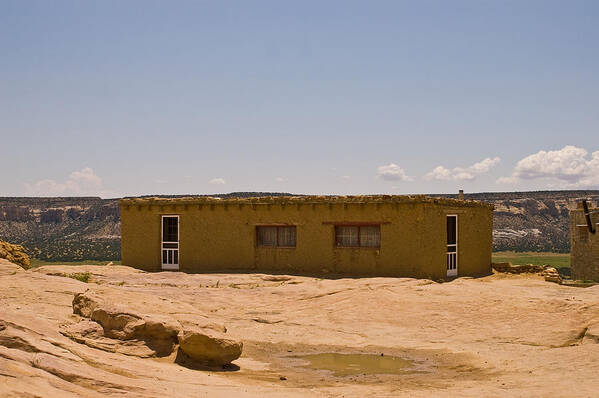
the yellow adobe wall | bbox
[570,205,599,280]
[120,196,493,279]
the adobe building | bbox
[570,200,599,281]
[119,195,494,279]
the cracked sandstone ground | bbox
[1,259,599,397]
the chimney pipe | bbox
[458,190,464,201]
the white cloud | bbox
[497,145,599,188]
[274,177,288,183]
[425,157,501,181]
[209,178,226,185]
[376,163,414,182]
[23,167,112,197]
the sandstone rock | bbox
[72,290,180,356]
[541,267,562,284]
[177,329,242,365]
[5,261,599,397]
[583,322,599,344]
[261,275,293,282]
[60,319,104,342]
[492,262,545,274]
[0,319,81,362]
[60,320,156,358]
[0,240,30,269]
[0,259,25,276]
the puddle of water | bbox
[300,353,413,377]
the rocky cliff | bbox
[0,197,120,261]
[458,191,599,253]
[1,191,597,261]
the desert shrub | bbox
[66,272,90,283]
[0,240,31,269]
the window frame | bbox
[255,225,297,248]
[161,215,180,270]
[333,223,381,248]
[446,214,458,277]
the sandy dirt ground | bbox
[2,258,599,397]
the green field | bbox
[30,259,121,267]
[492,252,571,276]
[492,252,570,267]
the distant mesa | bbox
[0,191,598,262]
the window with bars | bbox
[256,226,297,247]
[335,225,381,248]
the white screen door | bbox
[446,215,457,277]
[161,215,179,270]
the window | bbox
[163,216,178,242]
[256,226,296,247]
[335,225,380,248]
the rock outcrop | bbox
[0,240,30,269]
[71,290,182,356]
[4,261,599,397]
[492,262,545,274]
[493,262,564,284]
[583,322,599,344]
[178,329,243,365]
[541,267,563,284]
[67,289,243,363]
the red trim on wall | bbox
[254,223,297,227]
[322,221,390,226]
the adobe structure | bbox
[570,200,599,281]
[119,195,493,279]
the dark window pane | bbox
[278,226,296,247]
[447,216,457,245]
[162,250,167,264]
[257,226,277,246]
[167,250,172,264]
[163,217,178,242]
[359,226,380,247]
[336,226,359,247]
[173,250,178,265]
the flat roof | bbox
[120,195,493,209]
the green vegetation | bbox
[27,239,121,263]
[66,272,91,283]
[30,259,121,267]
[493,251,570,267]
[493,251,571,277]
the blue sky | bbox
[1,0,598,198]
